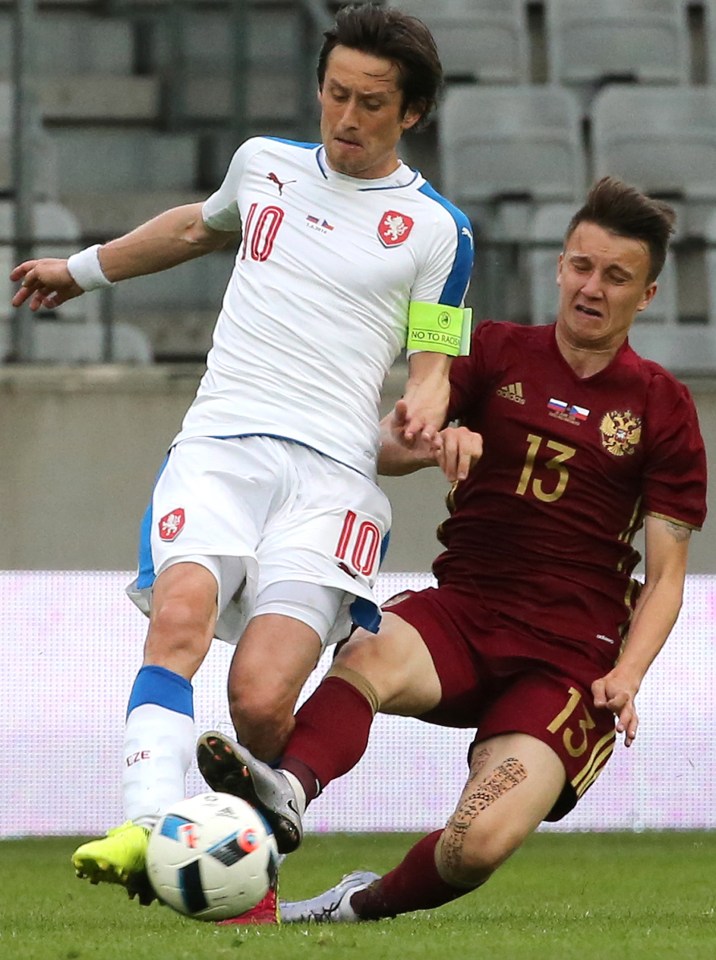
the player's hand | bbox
[399,369,450,445]
[591,669,640,747]
[433,425,482,482]
[387,399,439,455]
[10,258,84,311]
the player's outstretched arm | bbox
[591,514,692,747]
[11,203,239,312]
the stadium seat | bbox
[51,128,198,194]
[0,82,58,198]
[703,0,716,84]
[439,85,586,208]
[399,0,530,83]
[0,8,135,78]
[698,206,716,366]
[439,85,586,320]
[591,84,716,330]
[546,0,689,94]
[591,85,716,199]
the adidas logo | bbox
[496,382,525,404]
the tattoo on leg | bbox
[468,745,493,779]
[442,757,528,877]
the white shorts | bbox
[126,435,392,647]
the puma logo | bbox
[267,171,296,195]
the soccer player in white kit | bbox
[11,3,474,906]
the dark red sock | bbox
[281,676,374,802]
[351,831,471,920]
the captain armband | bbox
[406,301,472,357]
[66,244,114,291]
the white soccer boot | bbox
[280,870,380,923]
[196,730,303,854]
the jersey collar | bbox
[314,146,420,191]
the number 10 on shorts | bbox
[335,510,381,577]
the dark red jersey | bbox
[434,321,707,669]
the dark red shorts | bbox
[384,586,616,821]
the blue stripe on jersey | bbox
[127,665,194,719]
[418,182,475,307]
[135,454,170,590]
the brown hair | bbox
[565,176,676,282]
[317,3,443,129]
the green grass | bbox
[1,832,714,960]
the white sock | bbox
[123,702,195,827]
[281,769,307,817]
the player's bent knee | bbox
[229,681,294,758]
[438,820,523,887]
[233,707,293,763]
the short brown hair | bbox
[566,176,676,282]
[317,3,443,129]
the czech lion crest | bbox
[599,410,642,456]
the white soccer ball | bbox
[146,792,279,921]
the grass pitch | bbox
[1,832,714,960]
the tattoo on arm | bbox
[665,521,691,543]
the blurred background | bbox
[1,0,713,573]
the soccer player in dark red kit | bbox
[198,176,707,923]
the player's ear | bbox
[556,252,564,286]
[401,101,423,132]
[636,282,658,312]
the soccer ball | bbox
[146,792,279,921]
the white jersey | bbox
[173,136,474,479]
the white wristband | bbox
[66,244,114,291]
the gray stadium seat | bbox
[0,9,135,78]
[399,0,529,83]
[439,85,586,322]
[591,85,716,199]
[591,85,716,334]
[439,85,586,207]
[546,0,689,92]
[703,0,716,84]
[0,82,58,197]
[51,128,198,194]
[37,75,160,123]
[698,207,716,367]
[31,316,153,364]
